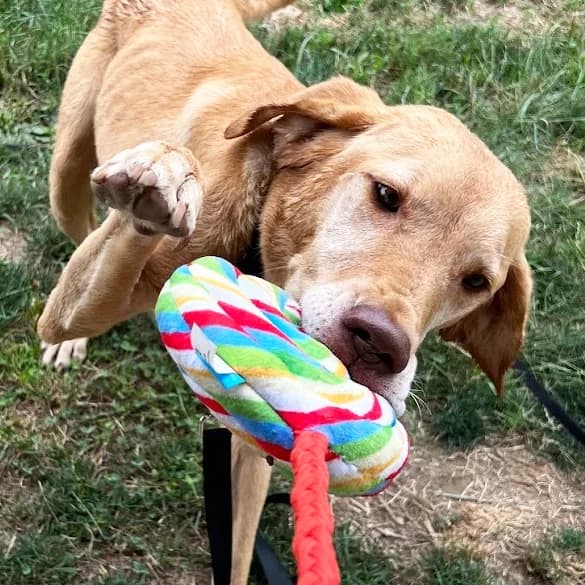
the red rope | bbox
[290,430,341,585]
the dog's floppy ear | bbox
[225,76,385,140]
[439,257,533,395]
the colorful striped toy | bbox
[155,256,409,496]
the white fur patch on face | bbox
[299,281,357,350]
[310,173,381,270]
[287,171,420,416]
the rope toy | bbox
[155,257,409,584]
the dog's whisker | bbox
[408,388,431,415]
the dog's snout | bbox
[342,305,411,374]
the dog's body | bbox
[37,1,532,582]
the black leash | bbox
[254,533,294,585]
[513,359,585,447]
[202,428,293,585]
[202,428,233,585]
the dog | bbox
[37,0,532,582]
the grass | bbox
[422,547,495,585]
[0,320,210,583]
[526,527,585,583]
[1,0,585,583]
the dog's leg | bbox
[49,25,115,246]
[41,25,116,369]
[38,141,203,345]
[231,437,272,585]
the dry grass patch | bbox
[334,437,585,584]
[549,143,585,204]
[77,550,211,585]
[267,1,585,42]
[0,222,27,263]
[265,1,350,31]
[451,0,584,33]
[0,472,42,557]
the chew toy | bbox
[155,257,409,584]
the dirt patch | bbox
[461,0,527,30]
[0,221,27,263]
[265,3,310,29]
[265,1,349,31]
[153,569,211,585]
[549,143,585,204]
[78,554,211,585]
[333,436,585,584]
[453,0,584,32]
[0,471,42,559]
[267,1,585,35]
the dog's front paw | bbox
[91,141,203,237]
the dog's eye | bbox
[374,182,400,212]
[462,273,489,292]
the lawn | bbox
[1,1,584,584]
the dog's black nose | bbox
[342,305,411,374]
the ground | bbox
[1,1,584,584]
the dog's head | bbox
[226,77,532,416]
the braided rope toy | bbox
[155,257,409,584]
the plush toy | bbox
[155,256,410,584]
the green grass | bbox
[422,547,495,585]
[1,0,585,583]
[0,321,211,583]
[526,527,585,583]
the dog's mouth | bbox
[296,286,414,417]
[347,335,398,373]
[297,324,413,417]
[333,345,413,418]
